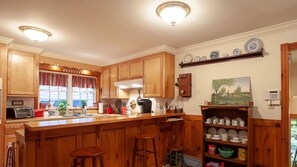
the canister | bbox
[238,148,247,161]
[208,144,216,155]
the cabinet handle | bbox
[275,123,280,128]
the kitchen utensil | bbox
[137,89,142,105]
[218,148,234,158]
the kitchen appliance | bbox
[140,99,152,113]
[6,107,34,119]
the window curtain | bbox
[39,72,68,87]
[72,75,96,88]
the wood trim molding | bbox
[39,63,100,76]
[183,115,202,121]
[291,114,297,119]
[281,41,297,167]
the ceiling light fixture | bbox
[19,26,52,42]
[156,1,190,26]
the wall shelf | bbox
[179,49,263,68]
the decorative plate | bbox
[218,128,227,137]
[244,38,263,52]
[208,127,217,135]
[210,51,219,59]
[227,129,238,138]
[238,130,248,139]
[183,54,193,63]
[193,56,200,62]
[233,48,242,56]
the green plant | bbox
[81,100,87,108]
[57,100,68,115]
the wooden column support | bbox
[39,132,46,149]
[97,125,104,138]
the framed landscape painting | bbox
[211,77,251,105]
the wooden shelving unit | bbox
[179,49,263,68]
[201,105,253,167]
[204,153,247,165]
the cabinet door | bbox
[129,59,143,78]
[109,65,118,98]
[118,62,129,80]
[143,54,163,97]
[8,51,38,96]
[101,67,110,98]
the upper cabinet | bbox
[129,59,143,79]
[118,61,130,80]
[143,52,175,98]
[118,58,143,80]
[101,65,129,99]
[7,50,39,96]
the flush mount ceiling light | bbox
[19,26,52,42]
[156,1,190,26]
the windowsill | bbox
[44,107,98,111]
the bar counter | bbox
[19,113,184,167]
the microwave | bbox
[6,107,34,119]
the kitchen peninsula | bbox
[17,113,184,167]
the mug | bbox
[206,134,212,139]
[206,118,212,123]
[240,120,245,127]
[242,139,248,144]
[219,119,224,124]
[213,119,218,124]
[226,119,231,126]
[232,120,239,126]
[222,134,228,141]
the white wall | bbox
[173,22,297,120]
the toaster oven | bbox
[6,107,34,119]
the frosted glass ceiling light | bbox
[19,26,52,42]
[156,1,190,26]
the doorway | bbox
[281,42,297,167]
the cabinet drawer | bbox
[5,123,24,135]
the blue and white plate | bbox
[244,38,263,52]
[233,48,242,56]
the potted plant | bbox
[81,100,87,109]
[57,100,68,116]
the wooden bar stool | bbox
[167,146,189,167]
[71,147,105,167]
[132,133,158,167]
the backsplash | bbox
[7,97,34,108]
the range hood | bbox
[114,78,143,89]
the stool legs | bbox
[92,157,97,167]
[100,156,104,167]
[152,139,158,167]
[73,158,78,167]
[81,159,85,167]
[143,140,147,167]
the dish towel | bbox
[6,142,15,167]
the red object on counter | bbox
[34,109,44,117]
[106,107,112,114]
[121,106,126,115]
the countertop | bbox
[24,113,184,132]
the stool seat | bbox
[134,133,156,140]
[71,147,105,158]
[168,145,183,152]
[71,147,105,167]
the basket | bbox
[218,148,234,158]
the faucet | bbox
[82,106,87,115]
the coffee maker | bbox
[140,99,152,113]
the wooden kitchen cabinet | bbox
[118,58,143,80]
[7,50,39,96]
[118,61,130,80]
[101,65,129,99]
[129,58,143,79]
[143,52,175,98]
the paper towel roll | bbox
[98,103,104,113]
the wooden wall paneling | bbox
[36,135,77,167]
[125,126,140,167]
[101,128,126,167]
[159,122,174,166]
[252,119,282,167]
[181,115,202,159]
[0,43,8,167]
[143,123,159,167]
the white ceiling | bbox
[1,0,297,66]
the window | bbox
[39,71,96,108]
